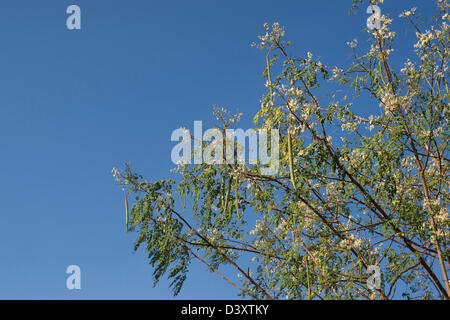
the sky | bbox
[0,0,438,299]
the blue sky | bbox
[0,0,438,299]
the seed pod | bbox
[223,176,232,216]
[234,176,239,216]
[287,124,297,191]
[125,193,129,231]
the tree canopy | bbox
[113,0,450,299]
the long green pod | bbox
[287,122,297,191]
[221,175,225,207]
[125,192,129,231]
[234,176,239,216]
[305,256,311,300]
[223,176,232,216]
[179,189,187,213]
[266,53,273,103]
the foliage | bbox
[113,0,449,299]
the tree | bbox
[113,0,449,299]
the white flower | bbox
[346,38,358,49]
[380,91,398,116]
[400,59,415,73]
[435,207,449,225]
[399,7,417,18]
[341,121,358,133]
[414,30,435,49]
[288,98,299,111]
[330,67,343,80]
